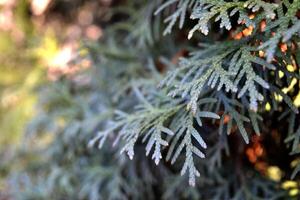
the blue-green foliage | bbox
[10,0,300,199]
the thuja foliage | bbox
[10,0,300,199]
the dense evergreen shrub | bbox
[10,0,300,199]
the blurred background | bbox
[0,0,109,198]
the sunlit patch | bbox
[282,181,298,189]
[282,181,299,197]
[34,30,60,65]
[265,102,271,111]
[294,92,300,107]
[287,64,295,72]
[30,0,52,16]
[50,44,74,68]
[266,166,282,182]
[0,0,15,6]
[289,188,299,196]
[282,78,297,94]
[274,93,283,102]
[291,159,300,168]
[278,70,284,78]
[47,43,92,81]
[259,50,265,57]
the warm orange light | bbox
[254,145,263,156]
[254,161,268,174]
[223,115,230,124]
[232,31,243,40]
[260,20,266,32]
[246,135,265,164]
[249,14,255,20]
[242,26,253,37]
[85,25,103,41]
[280,43,288,53]
[246,148,257,163]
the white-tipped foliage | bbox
[156,0,277,39]
[166,109,219,186]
